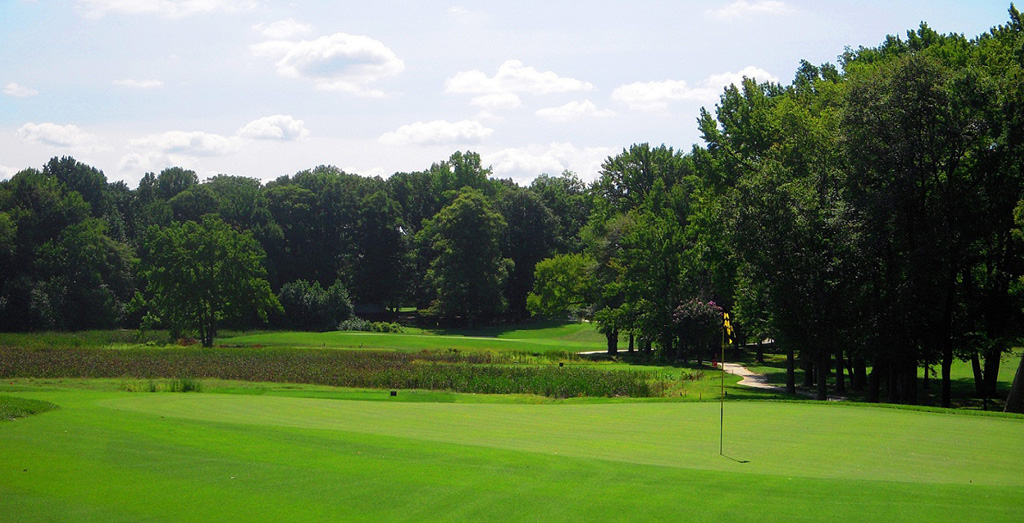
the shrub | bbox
[338,317,373,332]
[278,280,353,331]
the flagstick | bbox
[720,325,725,456]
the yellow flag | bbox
[723,312,735,344]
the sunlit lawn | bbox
[1,380,1022,521]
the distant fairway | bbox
[1,383,1022,521]
[223,321,610,353]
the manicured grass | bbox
[1,382,1021,521]
[222,321,610,353]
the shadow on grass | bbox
[429,318,586,338]
[721,454,750,464]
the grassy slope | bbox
[1,384,1022,521]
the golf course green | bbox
[2,381,1022,521]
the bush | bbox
[337,317,404,333]
[278,280,353,331]
[337,317,373,331]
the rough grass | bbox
[0,395,58,421]
[1,385,1021,521]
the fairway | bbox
[2,385,1022,521]
[221,321,610,353]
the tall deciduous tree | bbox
[142,215,280,346]
[420,187,509,326]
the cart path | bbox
[720,362,777,389]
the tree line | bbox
[2,8,1023,408]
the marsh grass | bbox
[1,346,660,398]
[120,378,203,393]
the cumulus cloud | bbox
[130,130,242,156]
[237,115,310,141]
[17,122,110,152]
[613,66,779,112]
[4,82,38,97]
[378,120,493,146]
[0,164,18,180]
[535,100,615,123]
[446,60,593,96]
[76,0,257,19]
[705,0,793,19]
[113,78,163,89]
[252,33,404,96]
[253,19,313,39]
[486,142,613,184]
[470,93,523,111]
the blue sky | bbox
[0,0,1014,187]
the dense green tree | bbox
[526,253,596,318]
[528,171,592,252]
[34,218,136,329]
[142,215,280,346]
[498,188,558,319]
[420,188,509,325]
[351,190,409,311]
[169,184,220,223]
[277,279,352,331]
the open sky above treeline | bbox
[0,0,1013,187]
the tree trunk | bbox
[835,348,846,395]
[868,361,881,403]
[971,353,985,396]
[941,355,953,408]
[816,349,828,401]
[940,272,955,408]
[904,361,918,405]
[606,330,618,355]
[786,346,796,395]
[802,352,814,389]
[756,341,765,364]
[628,332,634,353]
[1004,352,1024,413]
[853,356,867,392]
[983,349,1001,399]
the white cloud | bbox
[378,120,493,146]
[705,0,793,19]
[17,122,110,152]
[4,82,38,97]
[613,66,779,112]
[535,100,615,123]
[0,164,18,180]
[76,0,256,19]
[118,151,176,174]
[343,165,387,178]
[253,19,313,39]
[238,115,310,141]
[486,142,614,184]
[470,93,523,111]
[113,78,163,89]
[130,130,242,156]
[252,33,404,96]
[446,60,593,96]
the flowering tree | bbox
[672,299,723,363]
